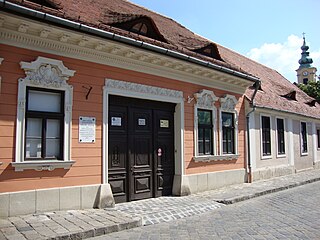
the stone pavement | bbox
[92,181,320,239]
[0,209,141,240]
[1,168,320,240]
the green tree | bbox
[297,80,320,103]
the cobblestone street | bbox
[91,181,320,240]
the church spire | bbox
[298,33,313,69]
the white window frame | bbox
[219,94,239,157]
[300,121,308,156]
[13,57,75,171]
[275,117,286,158]
[260,114,272,160]
[193,90,218,162]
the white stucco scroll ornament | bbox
[106,79,183,99]
[194,89,219,109]
[20,56,75,88]
[220,94,238,111]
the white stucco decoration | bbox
[20,56,75,88]
[194,89,219,109]
[106,79,183,99]
[220,94,238,111]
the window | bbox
[317,129,320,149]
[222,112,235,154]
[131,22,148,35]
[261,116,271,156]
[301,122,308,153]
[197,109,213,155]
[13,57,75,171]
[25,88,64,160]
[276,118,285,155]
[303,78,308,84]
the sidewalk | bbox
[1,169,320,240]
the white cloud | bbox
[247,34,320,82]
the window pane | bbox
[46,139,60,158]
[28,90,61,112]
[198,110,211,125]
[204,128,212,155]
[301,122,307,153]
[222,112,233,127]
[46,119,60,138]
[26,118,42,137]
[26,139,42,158]
[198,129,204,155]
[46,119,61,158]
[277,119,285,154]
[26,118,42,158]
[262,116,271,155]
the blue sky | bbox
[129,0,320,82]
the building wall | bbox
[249,107,319,181]
[253,114,290,168]
[0,44,247,194]
[250,112,294,181]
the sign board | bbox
[79,116,96,143]
[111,117,122,126]
[160,119,169,128]
[138,118,146,126]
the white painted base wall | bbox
[252,165,295,181]
[0,184,114,218]
[173,169,246,195]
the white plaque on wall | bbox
[111,117,122,126]
[79,116,96,143]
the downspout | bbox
[246,80,260,183]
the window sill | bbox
[276,154,286,158]
[11,160,75,172]
[261,155,272,160]
[193,154,239,162]
[301,152,308,156]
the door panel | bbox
[108,106,128,203]
[153,110,175,197]
[129,108,153,200]
[108,96,175,203]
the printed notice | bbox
[111,117,122,126]
[79,116,96,143]
[160,119,169,128]
[138,118,146,126]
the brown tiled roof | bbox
[6,0,320,119]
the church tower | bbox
[296,35,317,84]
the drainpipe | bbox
[246,80,260,183]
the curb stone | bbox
[214,176,320,205]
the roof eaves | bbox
[1,0,260,83]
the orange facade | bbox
[0,44,246,193]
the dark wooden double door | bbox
[108,95,175,203]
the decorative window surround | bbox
[275,117,286,158]
[219,94,239,157]
[0,57,3,93]
[193,89,218,161]
[13,56,75,171]
[260,114,272,160]
[300,121,308,156]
